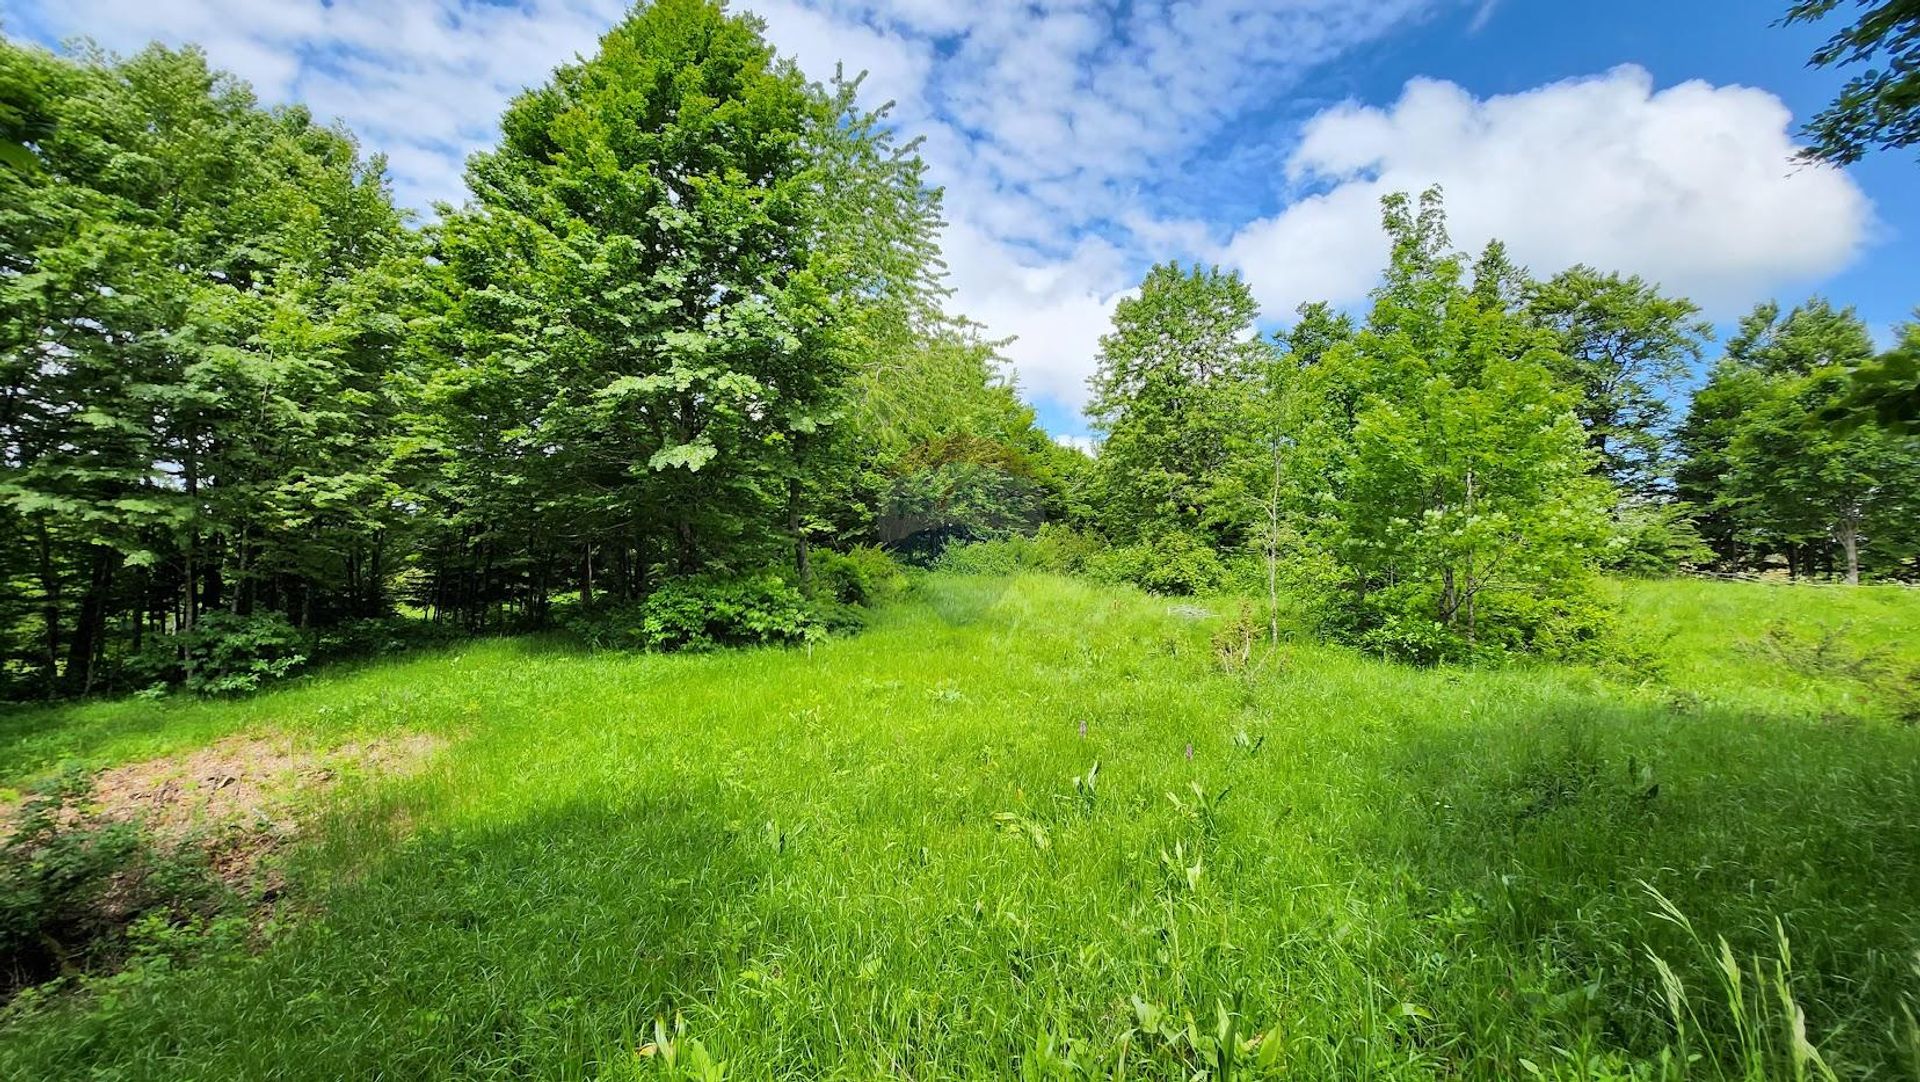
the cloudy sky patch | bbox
[6,0,1901,434]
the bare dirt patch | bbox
[18,732,443,892]
[0,733,444,998]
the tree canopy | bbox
[1784,0,1920,165]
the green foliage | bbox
[560,576,829,653]
[1821,314,1920,435]
[1289,190,1616,661]
[1086,263,1269,547]
[125,612,308,697]
[1525,266,1712,496]
[1602,503,1716,577]
[809,546,906,607]
[930,524,1104,577]
[876,433,1054,560]
[409,0,947,628]
[0,37,412,697]
[1678,299,1920,582]
[1,4,969,701]
[0,771,229,995]
[1083,531,1230,596]
[1782,0,1920,165]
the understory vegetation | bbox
[0,574,1915,1079]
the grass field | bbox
[1,574,1917,1079]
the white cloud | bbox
[6,5,1876,430]
[9,0,1468,421]
[1224,66,1873,321]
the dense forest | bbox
[3,0,1918,697]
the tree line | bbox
[1077,191,1920,661]
[0,0,1077,698]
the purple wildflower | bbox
[1078,720,1088,739]
[1185,742,1194,761]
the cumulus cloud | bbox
[1224,66,1873,320]
[6,0,1464,418]
[5,4,1875,427]
[794,0,1457,414]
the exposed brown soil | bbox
[21,732,443,892]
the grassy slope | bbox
[0,575,1917,1079]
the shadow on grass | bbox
[1361,699,1920,1074]
[0,786,771,1080]
[917,573,1019,628]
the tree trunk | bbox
[36,521,61,697]
[1837,517,1860,586]
[675,518,697,577]
[788,476,811,596]
[1266,450,1281,646]
[368,532,386,617]
[64,546,114,696]
[580,542,595,608]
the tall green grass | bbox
[1,574,1916,1079]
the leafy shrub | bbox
[307,616,463,664]
[1602,503,1715,577]
[637,576,830,652]
[124,611,308,696]
[1027,523,1104,574]
[1314,576,1627,667]
[1083,532,1228,596]
[559,575,829,653]
[926,525,1104,578]
[0,772,229,995]
[931,536,1026,575]
[811,545,907,607]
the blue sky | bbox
[4,0,1911,442]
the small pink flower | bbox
[1078,720,1088,739]
[1184,743,1194,761]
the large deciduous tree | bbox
[1525,267,1712,496]
[1086,263,1268,547]
[1678,298,1920,581]
[415,0,943,615]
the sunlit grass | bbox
[1,574,1917,1079]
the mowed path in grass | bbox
[2,575,1918,1079]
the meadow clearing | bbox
[0,572,1916,1080]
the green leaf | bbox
[649,441,718,473]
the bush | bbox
[307,616,463,664]
[0,772,229,995]
[931,536,1027,575]
[124,611,308,696]
[1322,577,1626,666]
[1027,523,1104,574]
[928,525,1105,578]
[1083,532,1228,596]
[811,546,907,607]
[559,575,829,653]
[1602,503,1715,577]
